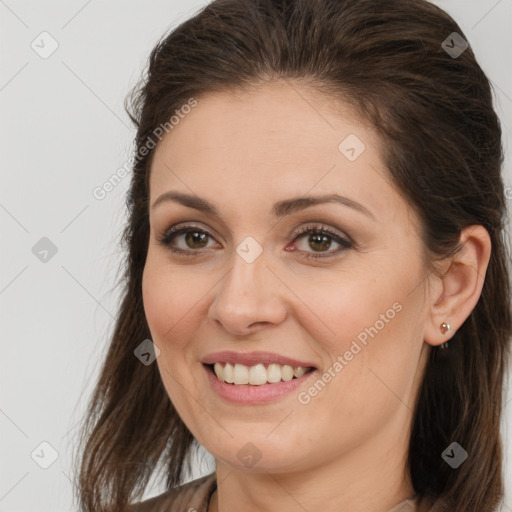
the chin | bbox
[208,436,308,473]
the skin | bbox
[141,79,491,512]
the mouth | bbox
[204,362,317,386]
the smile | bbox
[203,362,319,404]
[210,362,315,385]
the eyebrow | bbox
[151,191,375,220]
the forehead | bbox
[148,80,406,227]
[154,80,377,162]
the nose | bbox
[208,247,287,336]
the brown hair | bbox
[73,0,512,510]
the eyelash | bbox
[157,222,353,260]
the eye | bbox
[289,223,353,259]
[157,222,353,259]
[157,223,219,254]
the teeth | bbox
[281,365,294,381]
[233,363,249,384]
[224,363,234,383]
[214,362,225,381]
[267,363,282,383]
[249,363,267,385]
[294,366,306,378]
[212,362,311,385]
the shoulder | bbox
[127,473,216,512]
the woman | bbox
[74,0,512,511]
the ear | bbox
[423,225,492,347]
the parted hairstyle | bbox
[73,1,512,511]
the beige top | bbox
[128,473,418,511]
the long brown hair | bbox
[73,1,512,510]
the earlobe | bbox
[423,225,491,348]
[438,322,452,349]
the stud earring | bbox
[440,322,451,335]
[439,321,451,349]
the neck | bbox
[208,411,415,512]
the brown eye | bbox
[291,225,352,259]
[158,225,218,254]
[157,222,353,260]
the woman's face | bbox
[142,80,432,474]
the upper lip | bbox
[201,351,317,368]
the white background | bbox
[1,1,511,510]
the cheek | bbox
[288,268,418,407]
[142,259,204,348]
[142,264,174,341]
[142,260,205,424]
[288,267,403,354]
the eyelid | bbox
[289,223,353,259]
[157,220,355,258]
[157,221,219,246]
[291,222,353,245]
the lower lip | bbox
[203,364,318,404]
